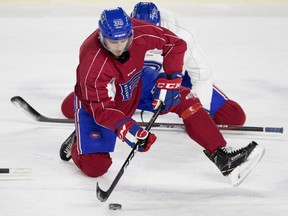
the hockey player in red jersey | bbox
[61,3,246,127]
[60,7,264,186]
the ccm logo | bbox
[156,82,180,90]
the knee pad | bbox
[213,99,246,125]
[173,87,202,120]
[61,92,74,119]
[71,145,112,177]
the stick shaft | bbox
[138,122,283,133]
[11,96,283,133]
[0,168,31,174]
[96,103,164,202]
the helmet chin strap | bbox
[99,34,109,51]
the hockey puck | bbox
[109,203,122,210]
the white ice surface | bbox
[1,2,288,216]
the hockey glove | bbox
[153,72,182,113]
[116,118,157,152]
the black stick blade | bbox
[96,182,109,202]
[11,96,42,121]
[11,96,74,123]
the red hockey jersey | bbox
[75,18,187,131]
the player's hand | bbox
[116,118,157,152]
[152,72,182,113]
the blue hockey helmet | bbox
[131,2,161,26]
[99,7,133,41]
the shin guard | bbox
[173,88,226,153]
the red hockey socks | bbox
[173,88,226,154]
[183,107,227,154]
[213,99,246,126]
[71,143,112,177]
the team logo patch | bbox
[90,132,101,139]
[185,90,198,100]
[144,60,162,72]
[119,71,141,101]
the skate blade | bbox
[229,146,265,187]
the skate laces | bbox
[221,142,257,156]
[221,146,244,156]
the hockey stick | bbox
[11,96,74,123]
[0,168,31,174]
[11,96,284,133]
[138,122,284,133]
[96,103,164,202]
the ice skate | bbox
[59,131,76,161]
[204,141,265,186]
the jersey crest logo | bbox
[144,60,162,72]
[119,71,141,101]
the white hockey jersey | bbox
[144,8,214,111]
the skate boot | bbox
[204,141,265,186]
[60,130,76,161]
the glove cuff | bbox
[170,72,183,79]
[116,118,135,141]
[116,118,142,148]
[155,72,183,90]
